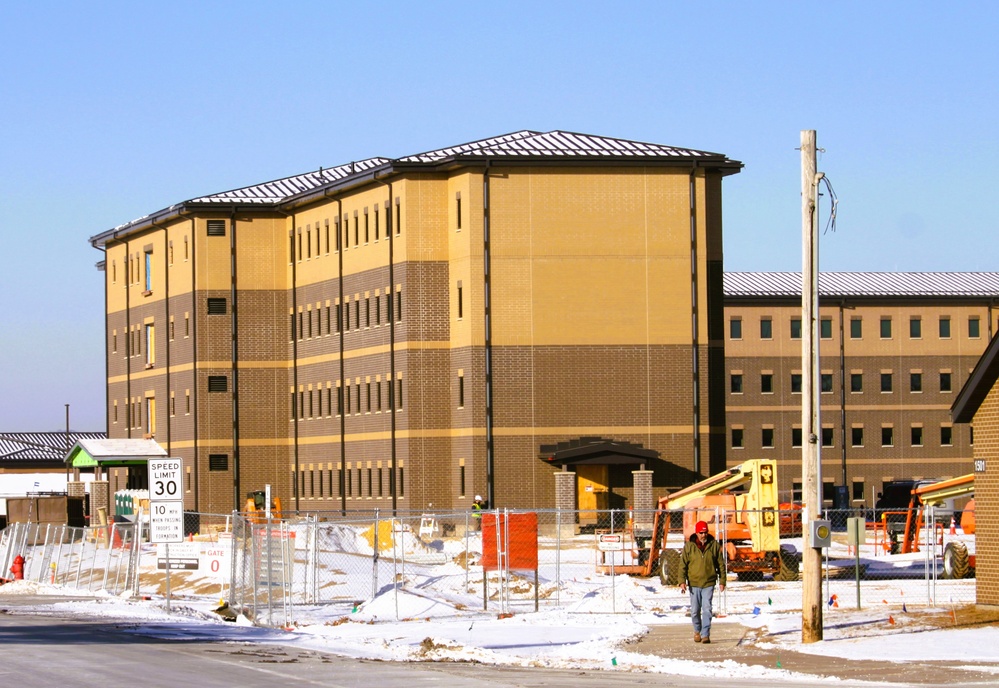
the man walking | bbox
[679,520,726,644]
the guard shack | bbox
[63,438,168,526]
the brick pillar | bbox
[632,470,655,529]
[554,471,578,538]
[90,480,110,523]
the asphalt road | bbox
[0,596,943,688]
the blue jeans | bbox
[689,585,716,638]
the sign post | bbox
[148,458,184,613]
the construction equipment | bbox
[595,459,797,582]
[895,473,976,578]
[244,490,282,523]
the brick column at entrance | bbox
[554,471,577,538]
[632,470,654,528]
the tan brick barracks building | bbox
[725,272,999,509]
[90,131,742,515]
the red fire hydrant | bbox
[10,555,24,580]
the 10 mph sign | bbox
[148,458,184,543]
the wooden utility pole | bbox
[801,129,823,642]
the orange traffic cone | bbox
[950,517,957,535]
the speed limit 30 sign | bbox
[148,458,184,543]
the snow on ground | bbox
[3,568,999,682]
[0,523,993,683]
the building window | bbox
[851,427,864,447]
[207,220,226,236]
[790,318,801,339]
[208,376,228,393]
[940,371,952,392]
[458,374,465,407]
[730,374,743,394]
[207,298,227,315]
[910,317,921,338]
[761,373,773,394]
[822,427,834,447]
[457,283,463,319]
[820,373,833,393]
[820,318,832,339]
[395,291,403,322]
[969,316,981,338]
[880,373,893,393]
[456,193,462,230]
[910,372,922,393]
[852,481,865,501]
[850,318,862,339]
[791,373,802,394]
[881,426,894,447]
[396,378,404,410]
[209,455,229,471]
[791,428,802,448]
[144,323,155,367]
[850,373,863,393]
[762,428,775,448]
[760,318,773,339]
[911,426,923,447]
[730,318,742,340]
[792,480,803,502]
[731,428,744,449]
[939,316,951,338]
[880,317,892,339]
[144,250,153,293]
[970,426,975,445]
[940,425,953,446]
[365,298,371,328]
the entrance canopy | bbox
[64,438,166,477]
[539,437,658,469]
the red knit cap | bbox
[695,520,709,533]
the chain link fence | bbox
[0,506,976,627]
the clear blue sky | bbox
[1,2,996,431]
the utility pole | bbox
[801,130,823,642]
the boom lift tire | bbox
[776,548,799,582]
[659,549,682,586]
[943,541,972,579]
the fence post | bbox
[555,508,561,608]
[372,509,380,602]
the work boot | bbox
[693,632,701,643]
[701,637,711,644]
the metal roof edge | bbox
[952,331,999,423]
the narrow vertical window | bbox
[396,290,403,322]
[458,373,465,407]
[144,323,155,367]
[144,250,153,293]
[457,282,463,319]
[364,211,370,243]
[456,193,462,230]
[374,207,379,240]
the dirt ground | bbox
[627,606,999,686]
